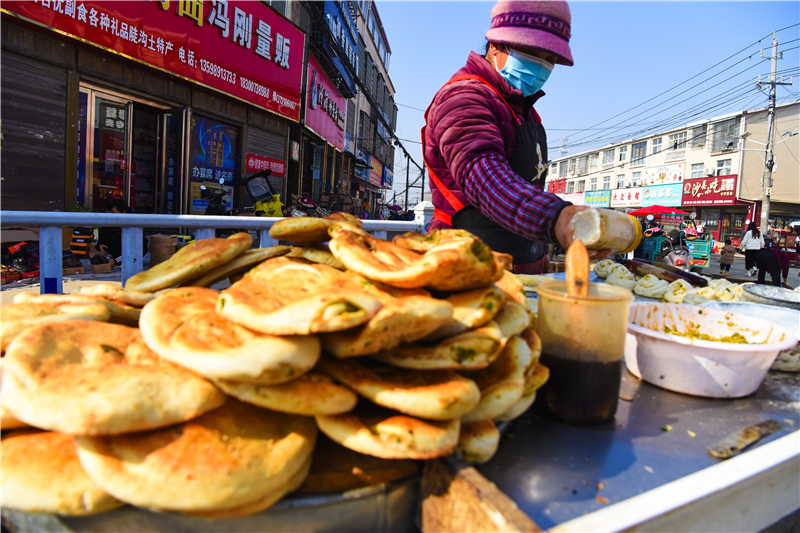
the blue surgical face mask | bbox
[495,48,554,97]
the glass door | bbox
[130,104,158,213]
[89,93,130,212]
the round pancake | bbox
[140,287,320,384]
[180,245,292,288]
[392,229,477,253]
[325,211,363,227]
[77,282,157,307]
[321,295,454,357]
[12,292,140,327]
[269,217,339,244]
[494,390,537,423]
[422,285,507,342]
[75,399,316,512]
[2,430,124,516]
[494,270,529,307]
[217,257,382,335]
[524,362,550,396]
[461,335,532,423]
[315,404,460,460]
[457,420,500,465]
[287,245,345,270]
[215,373,357,416]
[125,232,252,292]
[2,321,225,435]
[1,302,110,352]
[317,357,480,420]
[493,301,531,340]
[372,321,505,371]
[329,230,502,291]
[1,404,30,430]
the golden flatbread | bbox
[77,282,157,307]
[392,229,477,253]
[75,399,316,513]
[217,257,382,335]
[214,373,357,416]
[330,229,502,291]
[321,295,454,357]
[422,284,507,342]
[325,211,363,227]
[12,292,140,327]
[2,321,225,435]
[1,302,110,352]
[140,287,320,384]
[317,357,480,420]
[457,420,500,465]
[125,232,252,292]
[315,403,460,460]
[493,300,531,339]
[269,215,364,244]
[2,430,123,516]
[287,244,345,270]
[180,245,292,287]
[495,270,529,307]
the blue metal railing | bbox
[0,211,421,293]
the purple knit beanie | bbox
[485,1,574,66]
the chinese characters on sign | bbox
[681,175,737,206]
[547,178,567,195]
[610,187,643,208]
[188,116,239,215]
[13,1,304,120]
[584,190,611,207]
[246,153,286,177]
[641,183,683,207]
[369,156,383,187]
[305,54,347,151]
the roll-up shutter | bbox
[246,127,286,195]
[1,52,67,211]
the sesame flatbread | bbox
[317,357,480,420]
[140,287,320,384]
[457,420,500,465]
[13,292,140,327]
[77,282,157,307]
[2,321,225,435]
[214,373,357,416]
[2,430,123,516]
[75,399,316,513]
[1,302,110,352]
[217,257,382,335]
[330,229,502,291]
[422,284,507,342]
[125,232,252,292]
[315,403,460,460]
[180,245,292,288]
[287,244,345,270]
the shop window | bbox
[716,159,732,176]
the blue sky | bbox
[376,1,800,204]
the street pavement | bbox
[705,251,800,289]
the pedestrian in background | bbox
[718,238,735,276]
[740,221,764,277]
[755,242,790,287]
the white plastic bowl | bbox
[625,302,798,398]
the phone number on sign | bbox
[200,59,236,84]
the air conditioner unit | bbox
[705,168,715,176]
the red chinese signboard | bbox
[547,178,566,195]
[245,153,285,177]
[5,0,305,121]
[681,174,737,206]
[305,53,346,151]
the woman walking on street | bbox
[740,221,764,277]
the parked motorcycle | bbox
[200,178,229,216]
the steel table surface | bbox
[477,369,800,530]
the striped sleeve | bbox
[461,153,570,243]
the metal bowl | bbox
[741,284,800,310]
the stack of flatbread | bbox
[1,222,549,520]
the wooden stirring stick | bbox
[566,239,589,297]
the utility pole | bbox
[758,33,792,235]
[404,152,410,211]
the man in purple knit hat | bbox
[423,1,609,273]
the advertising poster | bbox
[558,191,585,205]
[610,187,642,208]
[305,54,346,151]
[188,115,239,215]
[584,190,611,207]
[369,156,383,187]
[681,175,737,206]
[246,153,285,177]
[642,183,683,207]
[382,167,394,188]
[643,163,684,186]
[6,0,305,121]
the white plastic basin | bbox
[625,302,798,398]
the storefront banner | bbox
[6,1,305,121]
[369,156,383,187]
[306,54,346,151]
[245,153,285,177]
[659,214,685,226]
[344,132,353,154]
[643,163,684,186]
[558,192,585,205]
[323,1,357,75]
[188,115,239,215]
[584,190,611,207]
[610,187,642,208]
[681,174,737,206]
[382,167,393,188]
[642,183,683,207]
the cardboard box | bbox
[149,234,178,246]
[149,244,177,254]
[63,266,85,276]
[91,262,113,274]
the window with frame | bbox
[577,156,588,175]
[652,138,662,155]
[568,158,576,174]
[603,149,615,165]
[589,153,599,168]
[632,171,642,187]
[603,176,611,190]
[567,180,575,194]
[711,119,740,152]
[590,177,597,191]
[559,162,568,178]
[616,174,625,188]
[690,125,707,149]
[631,141,647,166]
[669,132,687,150]
[576,180,585,193]
[716,159,732,176]
[619,146,627,162]
[690,163,704,179]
